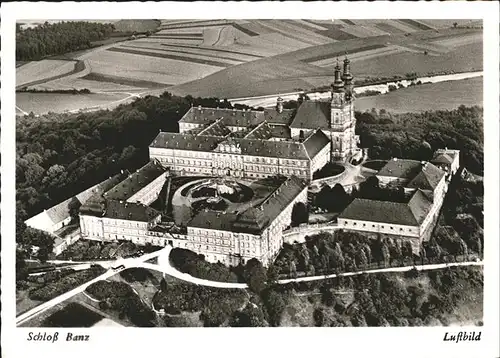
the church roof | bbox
[290,101,331,130]
[303,129,330,159]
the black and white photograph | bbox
[1,2,499,358]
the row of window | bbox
[342,220,414,233]
[153,151,310,167]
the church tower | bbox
[329,57,358,162]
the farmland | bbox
[16,92,133,115]
[17,60,77,88]
[16,20,483,114]
[355,77,483,114]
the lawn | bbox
[362,160,388,171]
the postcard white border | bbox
[2,2,499,358]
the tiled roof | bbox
[44,197,80,225]
[290,100,331,130]
[408,190,433,224]
[79,172,134,216]
[179,107,265,128]
[27,173,129,229]
[245,122,273,140]
[104,160,166,201]
[339,198,420,226]
[188,176,307,235]
[198,119,231,137]
[150,132,224,152]
[104,200,160,222]
[270,126,291,139]
[407,163,445,191]
[188,211,239,231]
[238,138,309,159]
[234,176,307,234]
[303,129,330,159]
[432,150,459,166]
[340,188,434,227]
[377,159,423,179]
[264,108,296,126]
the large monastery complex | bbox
[149,58,361,181]
[25,58,460,266]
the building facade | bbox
[150,57,360,181]
[338,158,448,252]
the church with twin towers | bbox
[149,57,361,181]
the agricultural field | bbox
[355,77,482,114]
[17,60,77,88]
[16,20,483,114]
[16,92,133,115]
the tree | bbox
[263,290,287,327]
[313,308,325,327]
[289,261,297,278]
[266,264,280,284]
[356,249,368,268]
[331,183,350,211]
[291,202,308,227]
[243,259,268,294]
[380,242,390,267]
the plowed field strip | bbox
[159,22,232,30]
[318,27,358,41]
[17,60,85,89]
[105,47,229,67]
[375,22,405,34]
[158,43,264,58]
[303,44,386,63]
[121,44,246,62]
[154,32,203,37]
[82,73,170,89]
[340,19,356,26]
[149,35,202,40]
[398,19,433,31]
[232,23,259,37]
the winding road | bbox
[17,244,483,326]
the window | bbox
[400,228,403,231]
[390,227,394,230]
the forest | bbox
[355,105,484,175]
[16,21,116,61]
